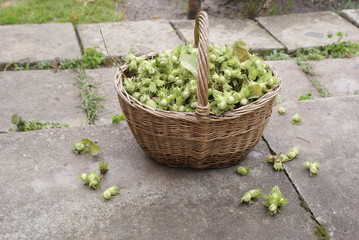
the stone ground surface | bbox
[342,9,359,27]
[77,20,183,57]
[85,68,122,125]
[257,11,359,52]
[171,19,284,51]
[266,60,321,102]
[120,0,354,21]
[1,9,359,240]
[0,125,318,240]
[0,23,81,65]
[307,57,359,96]
[0,70,86,132]
[264,96,359,240]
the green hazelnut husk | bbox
[236,166,250,176]
[278,107,286,115]
[291,113,302,124]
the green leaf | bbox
[11,114,19,124]
[298,93,312,101]
[179,47,198,78]
[232,40,250,62]
[89,144,101,156]
[80,138,102,156]
[248,66,258,81]
[275,96,282,105]
[248,82,262,99]
[111,114,126,124]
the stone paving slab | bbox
[170,19,284,51]
[85,68,122,125]
[257,12,359,52]
[266,60,321,103]
[0,23,82,65]
[0,124,317,240]
[77,20,183,57]
[264,95,359,240]
[0,70,86,132]
[341,9,359,27]
[306,57,359,96]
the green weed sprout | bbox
[72,138,102,156]
[78,170,101,190]
[102,186,120,201]
[303,159,320,176]
[263,186,288,215]
[235,166,250,176]
[98,161,109,174]
[291,113,302,124]
[240,189,262,204]
[111,114,126,124]
[277,107,286,115]
[298,93,312,101]
[11,114,69,132]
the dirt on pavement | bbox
[117,0,359,21]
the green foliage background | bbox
[0,0,124,25]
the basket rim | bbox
[114,55,282,123]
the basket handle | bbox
[194,11,210,120]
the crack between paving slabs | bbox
[74,25,85,55]
[168,21,187,43]
[254,19,288,52]
[262,135,325,227]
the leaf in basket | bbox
[233,40,250,62]
[248,82,263,99]
[179,48,198,78]
[248,66,258,81]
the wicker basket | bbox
[114,11,281,169]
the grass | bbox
[264,49,291,61]
[260,32,358,98]
[268,0,293,16]
[2,47,107,71]
[308,76,332,97]
[0,0,125,25]
[314,225,331,240]
[76,69,104,125]
[262,34,359,62]
[1,48,107,125]
[242,0,262,19]
[10,114,70,132]
[0,47,107,124]
[296,60,315,75]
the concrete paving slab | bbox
[341,9,359,27]
[0,23,81,65]
[257,12,359,52]
[171,19,284,51]
[0,124,318,240]
[0,70,86,132]
[266,60,321,103]
[264,96,359,240]
[77,20,183,57]
[307,57,359,96]
[85,68,122,125]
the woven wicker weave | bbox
[114,11,281,169]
